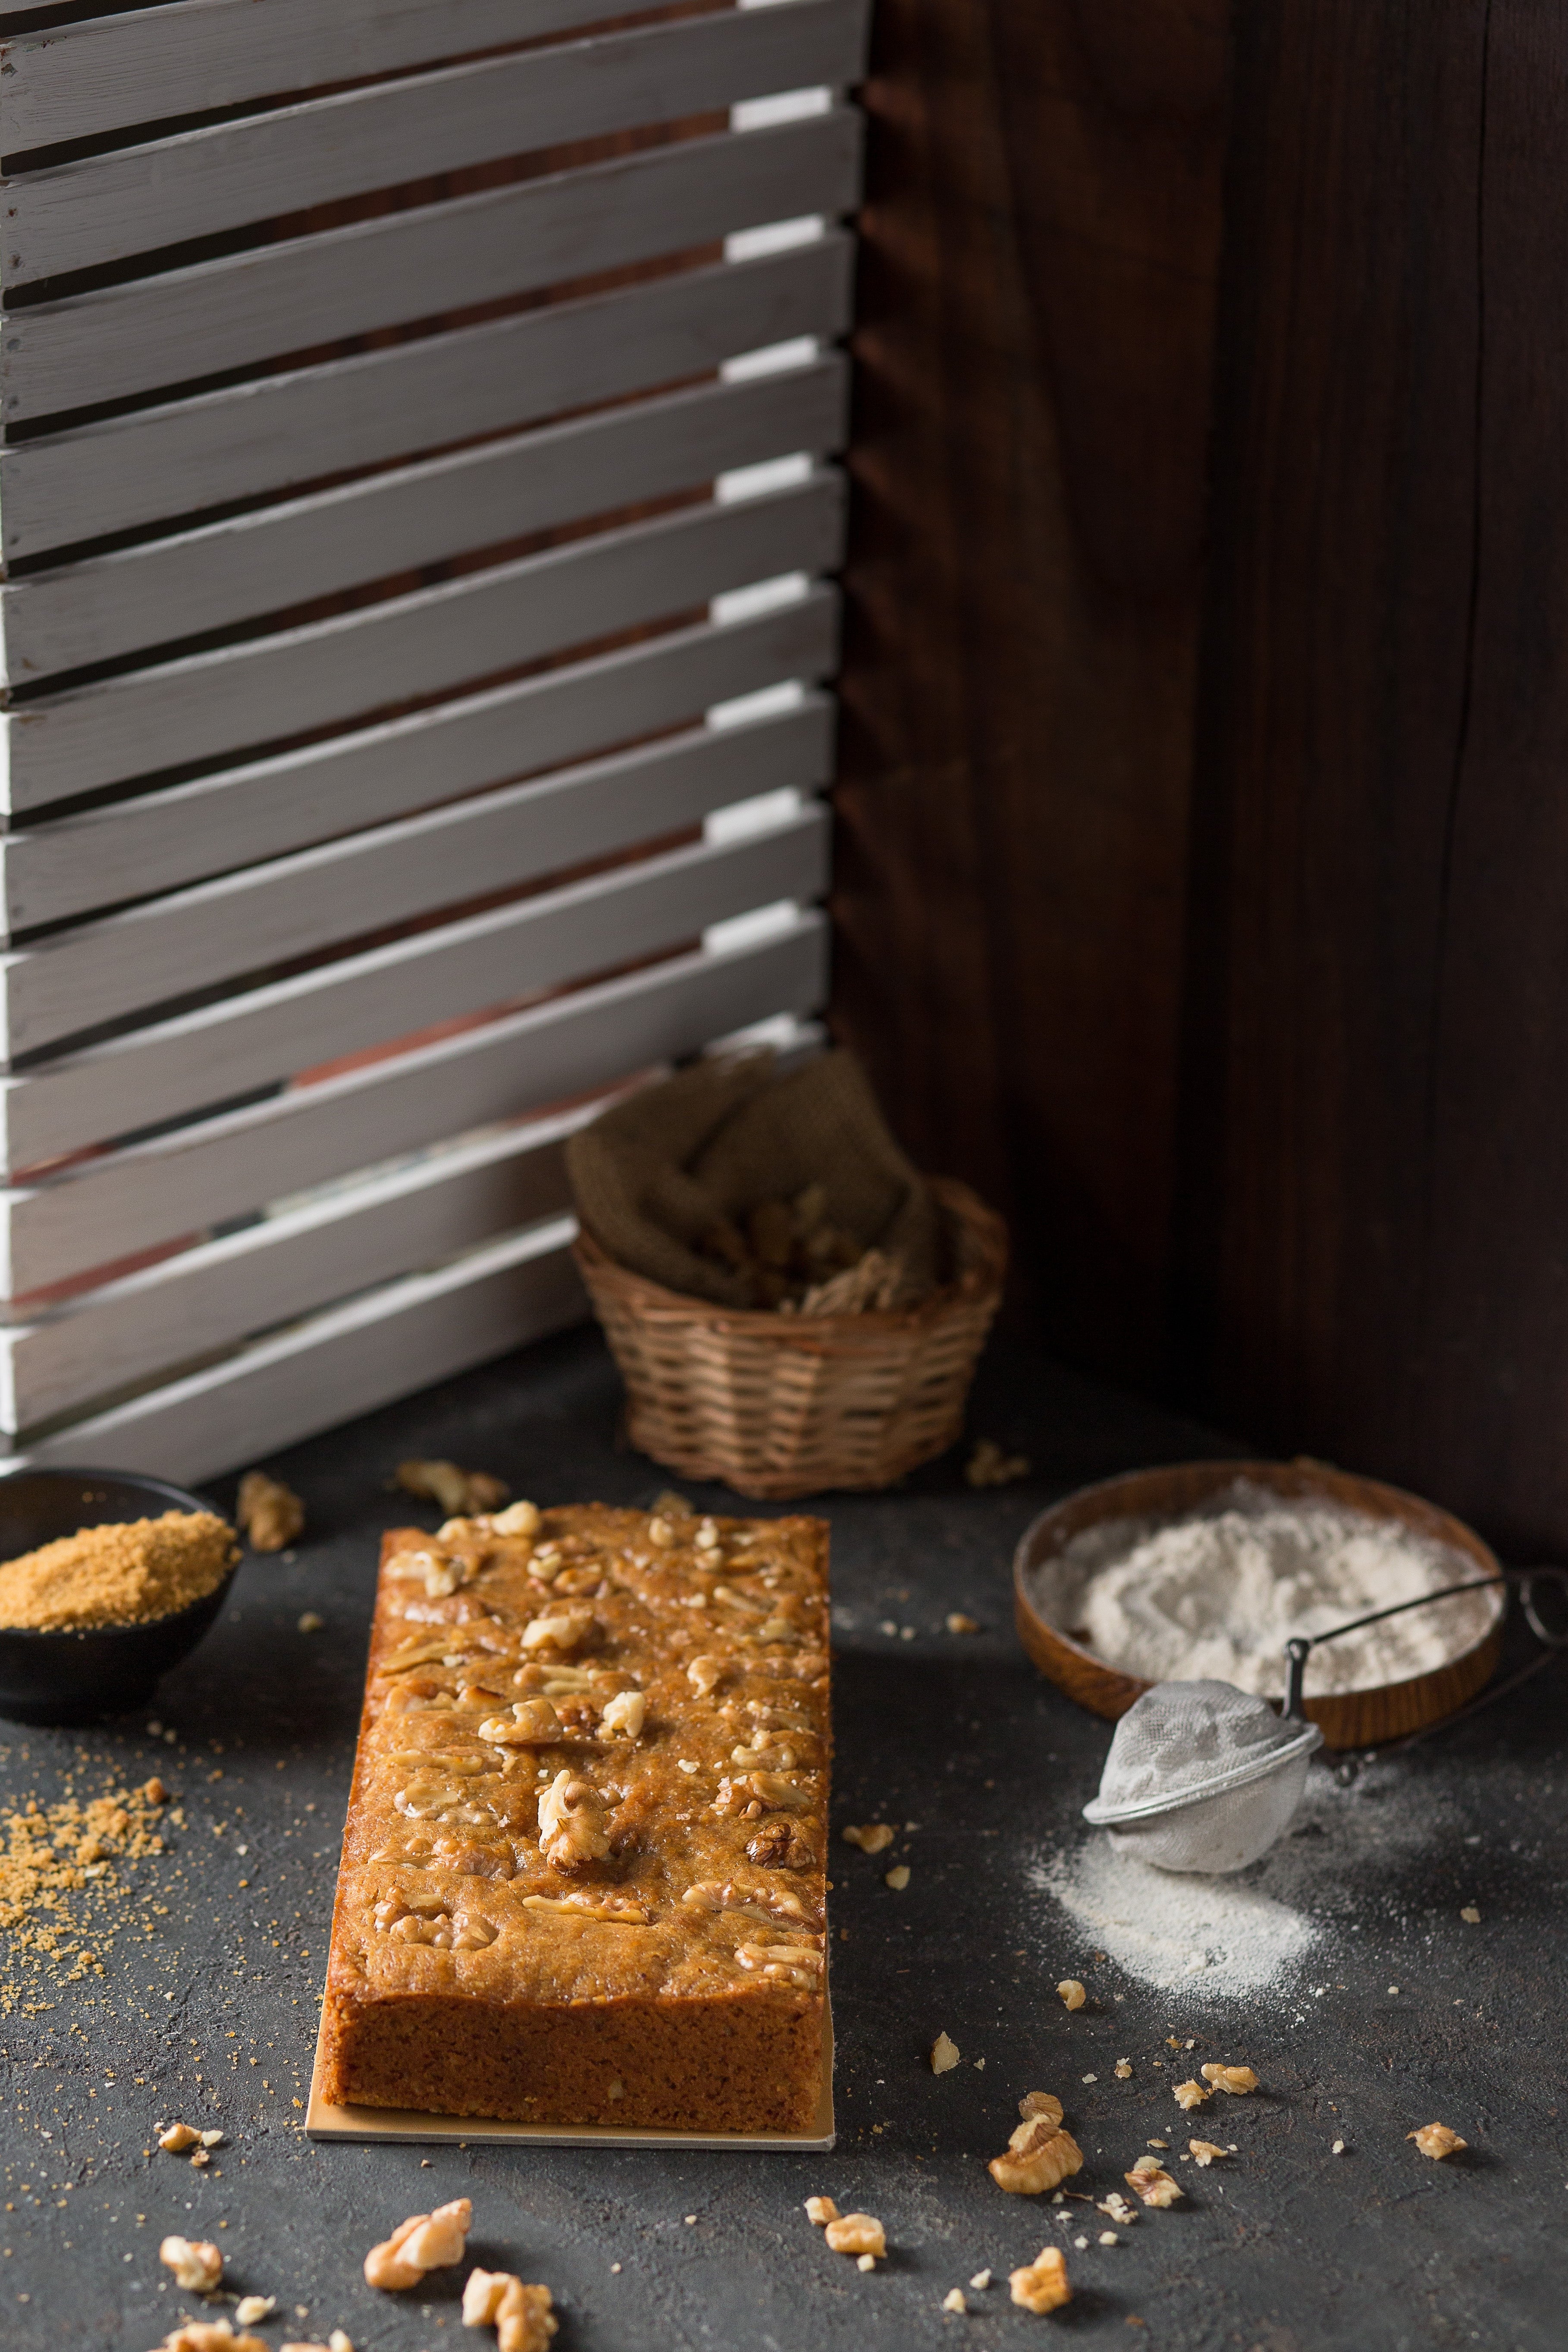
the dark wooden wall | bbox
[831,0,1231,1383]
[836,2,1568,1551]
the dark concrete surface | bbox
[0,1327,1560,2352]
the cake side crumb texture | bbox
[320,1502,830,2132]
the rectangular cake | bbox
[320,1499,830,2132]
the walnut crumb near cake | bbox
[319,1502,830,2133]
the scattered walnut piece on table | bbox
[824,2213,886,2263]
[843,1822,895,1854]
[885,1864,911,1891]
[966,1439,1032,1489]
[1173,2079,1212,2111]
[234,2300,276,2326]
[1408,2122,1468,2160]
[158,2121,200,2151]
[236,1468,304,1551]
[142,1775,169,1805]
[945,1613,980,1635]
[1055,1979,1086,2011]
[1188,2140,1229,2166]
[153,2325,268,2352]
[969,2269,992,2290]
[1097,2193,1138,2227]
[941,2288,968,2313]
[160,2235,223,2292]
[804,2196,840,2226]
[395,1458,510,1518]
[461,2269,558,2352]
[1200,2063,1258,2095]
[1460,1905,1481,1923]
[1125,2155,1183,2208]
[279,2336,354,2352]
[990,2101,1083,2196]
[1008,2246,1072,2313]
[364,2197,473,2289]
[931,2031,961,2073]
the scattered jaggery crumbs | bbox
[0,1510,235,1630]
[0,1774,170,2012]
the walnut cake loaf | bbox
[320,1501,830,2132]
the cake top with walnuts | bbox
[329,1501,830,2007]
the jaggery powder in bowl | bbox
[0,1509,236,1632]
[0,1469,241,1724]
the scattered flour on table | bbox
[1063,1480,1493,1697]
[1035,1838,1317,1998]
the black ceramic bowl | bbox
[0,1467,238,1725]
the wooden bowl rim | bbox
[1012,1456,1505,1730]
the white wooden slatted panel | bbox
[0,237,853,563]
[1,806,831,1169]
[0,470,845,810]
[0,1105,592,1432]
[2,358,847,681]
[17,1217,588,1483]
[5,0,869,284]
[1,1,662,153]
[1,913,828,1294]
[3,110,861,423]
[0,592,839,938]
[2,698,833,1056]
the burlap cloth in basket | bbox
[565,1050,944,1308]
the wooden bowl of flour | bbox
[1013,1458,1506,1750]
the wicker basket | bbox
[574,1177,1008,1499]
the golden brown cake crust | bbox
[320,1501,830,2132]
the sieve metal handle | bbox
[1279,1567,1568,1720]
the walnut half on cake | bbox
[318,1504,831,2134]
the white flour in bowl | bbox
[1063,1480,1495,1697]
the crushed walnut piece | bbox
[824,2213,886,2262]
[687,1655,723,1698]
[1200,2063,1258,2095]
[600,1689,646,1738]
[461,2268,558,2352]
[395,1460,510,1518]
[966,1439,1031,1489]
[1114,2061,1132,2079]
[1055,1979,1086,2011]
[536,1771,611,1870]
[942,2288,967,2313]
[990,2103,1084,2197]
[1408,2122,1467,2160]
[931,2031,961,2073]
[236,1470,304,1552]
[1097,2193,1138,2227]
[1172,2079,1211,2111]
[158,2120,201,2152]
[160,2235,223,2293]
[364,2198,472,2289]
[1188,2140,1229,2166]
[885,1864,910,1891]
[805,2195,840,2226]
[234,2299,276,2327]
[945,1613,980,1635]
[843,1823,895,1854]
[278,2335,354,2352]
[1008,2246,1071,2313]
[151,2326,267,2352]
[1124,2155,1182,2208]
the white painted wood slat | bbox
[4,0,870,284]
[3,109,862,423]
[1,913,828,1293]
[1,805,831,1169]
[3,357,848,682]
[0,469,846,810]
[0,237,854,562]
[0,592,839,938]
[18,1216,588,1482]
[0,1106,590,1433]
[2,698,833,1056]
[1,1,656,154]
[0,593,839,938]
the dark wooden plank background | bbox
[836,2,1568,1549]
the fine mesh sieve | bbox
[1082,1567,1568,1873]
